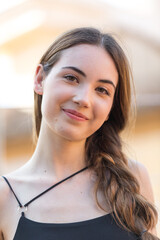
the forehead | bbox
[59,44,115,67]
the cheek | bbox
[88,101,112,135]
[41,91,57,119]
[41,86,72,118]
[44,80,74,102]
[94,99,113,121]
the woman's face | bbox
[35,44,118,142]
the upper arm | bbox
[0,177,9,240]
[128,160,157,236]
[134,161,155,203]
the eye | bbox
[96,87,110,96]
[64,74,78,83]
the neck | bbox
[29,126,87,180]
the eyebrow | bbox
[62,66,86,77]
[62,66,116,89]
[98,79,116,89]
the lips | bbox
[62,109,89,120]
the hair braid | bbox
[85,122,158,239]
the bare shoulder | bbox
[0,176,10,211]
[128,159,155,203]
[128,160,158,236]
[0,167,26,227]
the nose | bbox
[72,85,91,108]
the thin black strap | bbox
[2,166,89,217]
[2,176,23,207]
[24,166,89,207]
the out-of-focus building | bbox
[0,0,160,235]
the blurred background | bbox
[0,0,160,235]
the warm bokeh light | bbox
[0,54,33,108]
[0,0,27,14]
[102,0,154,13]
[0,9,45,45]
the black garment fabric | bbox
[2,167,142,240]
[13,212,140,240]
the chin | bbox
[61,133,86,142]
[56,128,88,142]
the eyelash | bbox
[64,74,78,82]
[96,87,110,96]
[64,74,110,96]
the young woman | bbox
[0,27,158,240]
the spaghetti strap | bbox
[23,166,89,207]
[2,176,23,207]
[1,166,90,216]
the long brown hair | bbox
[33,27,158,239]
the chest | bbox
[3,179,108,240]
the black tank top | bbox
[2,166,144,240]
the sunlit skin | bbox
[32,44,118,179]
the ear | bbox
[34,64,44,95]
